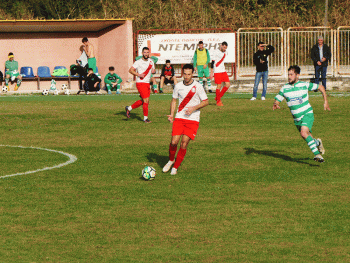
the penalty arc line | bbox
[0,145,78,179]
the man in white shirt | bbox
[162,64,209,175]
[126,47,155,123]
[210,41,230,106]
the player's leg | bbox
[116,83,121,94]
[171,135,192,175]
[197,65,204,87]
[5,73,10,90]
[106,83,112,94]
[125,83,147,119]
[14,74,22,91]
[204,66,212,92]
[141,84,151,122]
[251,71,262,100]
[163,134,182,173]
[150,75,158,93]
[314,65,321,85]
[298,115,324,162]
[321,66,327,90]
[261,71,268,100]
[219,79,230,103]
[160,76,165,93]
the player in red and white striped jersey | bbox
[126,47,155,123]
[162,64,209,175]
[210,41,230,106]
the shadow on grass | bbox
[244,147,319,167]
[146,152,169,168]
[115,110,143,122]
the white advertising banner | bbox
[137,33,235,64]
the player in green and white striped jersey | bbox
[273,65,331,163]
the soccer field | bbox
[0,93,349,262]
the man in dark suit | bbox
[311,36,332,90]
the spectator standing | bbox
[251,42,274,101]
[193,41,212,92]
[159,60,177,93]
[82,37,97,74]
[5,52,22,91]
[311,36,331,90]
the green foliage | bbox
[1,0,350,30]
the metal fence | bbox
[286,27,333,77]
[337,26,350,75]
[237,28,284,78]
[135,27,350,80]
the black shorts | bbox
[163,76,174,84]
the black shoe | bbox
[144,118,151,123]
[125,106,130,118]
[77,90,81,95]
[159,89,164,93]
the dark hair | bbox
[183,64,194,72]
[82,37,88,43]
[8,52,13,56]
[198,41,204,44]
[109,66,115,71]
[88,68,93,71]
[288,65,301,74]
[222,41,228,46]
[142,47,149,52]
[165,59,171,63]
[257,41,264,46]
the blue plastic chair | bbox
[20,67,35,78]
[37,66,51,78]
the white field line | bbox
[0,145,78,179]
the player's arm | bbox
[209,60,215,79]
[318,85,331,111]
[193,51,197,68]
[151,56,158,64]
[167,98,177,123]
[185,99,209,116]
[129,66,143,78]
[117,74,123,84]
[104,74,112,85]
[204,49,210,69]
[273,100,280,110]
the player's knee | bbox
[300,130,308,139]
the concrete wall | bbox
[0,20,133,92]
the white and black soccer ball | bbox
[61,84,68,90]
[64,89,70,95]
[42,89,49,96]
[53,90,59,95]
[2,86,8,93]
[142,166,156,181]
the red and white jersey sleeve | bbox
[132,59,155,83]
[212,49,227,73]
[173,80,208,122]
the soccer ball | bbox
[53,90,59,95]
[2,86,8,93]
[142,166,156,180]
[42,89,49,95]
[61,84,68,90]
[64,89,70,95]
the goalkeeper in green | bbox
[104,66,122,94]
[273,65,331,163]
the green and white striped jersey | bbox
[275,81,319,121]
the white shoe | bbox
[317,138,325,155]
[261,97,266,100]
[170,167,178,175]
[313,154,325,163]
[85,91,89,95]
[250,97,256,101]
[162,160,175,173]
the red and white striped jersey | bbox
[173,80,208,122]
[212,49,227,73]
[132,58,155,83]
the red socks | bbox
[143,103,149,117]
[169,144,177,161]
[220,86,229,99]
[173,148,187,169]
[215,89,220,101]
[131,100,143,109]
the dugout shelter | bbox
[0,19,133,92]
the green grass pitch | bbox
[0,92,349,262]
